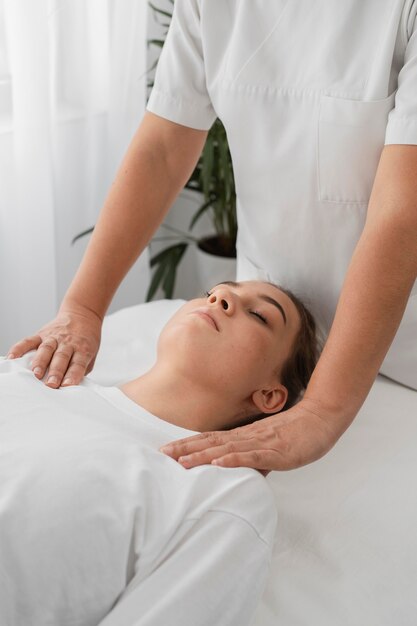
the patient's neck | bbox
[119,361,249,432]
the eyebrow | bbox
[214,280,287,325]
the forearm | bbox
[157,154,417,474]
[304,145,417,438]
[62,113,207,320]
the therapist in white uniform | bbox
[7,0,417,473]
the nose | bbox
[207,287,234,314]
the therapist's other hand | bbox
[160,399,338,474]
[6,303,102,388]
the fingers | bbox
[43,345,75,388]
[7,335,43,359]
[31,338,59,379]
[160,421,291,471]
[31,343,90,388]
[181,448,277,471]
[160,429,245,459]
[210,450,276,470]
[171,438,261,469]
[59,353,91,387]
[7,308,101,389]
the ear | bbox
[251,384,288,415]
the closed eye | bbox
[204,289,268,325]
[251,310,267,324]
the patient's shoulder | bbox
[191,466,278,547]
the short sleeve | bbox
[146,0,217,130]
[385,5,417,145]
[97,511,273,626]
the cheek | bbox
[239,330,271,360]
[222,333,272,382]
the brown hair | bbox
[269,282,322,411]
[227,281,322,429]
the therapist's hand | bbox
[160,398,339,474]
[6,302,102,388]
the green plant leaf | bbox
[147,39,165,49]
[201,133,214,198]
[146,255,169,301]
[148,2,173,19]
[158,222,200,243]
[149,242,184,267]
[219,135,231,203]
[146,242,188,301]
[162,243,188,298]
[189,197,215,230]
[71,226,94,246]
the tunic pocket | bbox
[317,91,396,205]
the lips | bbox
[191,309,219,331]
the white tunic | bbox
[146,0,417,388]
[0,356,277,626]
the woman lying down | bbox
[0,280,319,626]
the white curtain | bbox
[0,0,150,355]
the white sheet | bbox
[90,299,417,626]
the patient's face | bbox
[157,280,301,394]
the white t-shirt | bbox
[0,356,277,626]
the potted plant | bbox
[72,0,237,301]
[146,0,237,301]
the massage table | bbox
[89,298,417,626]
